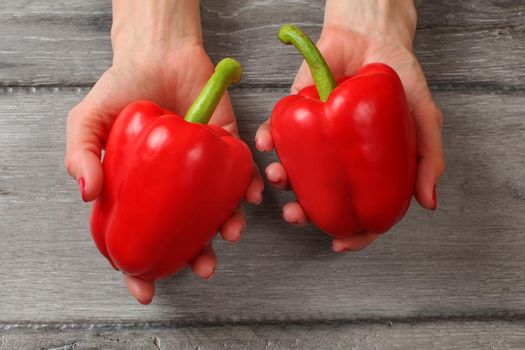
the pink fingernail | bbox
[432,185,437,211]
[79,177,87,202]
[254,195,263,205]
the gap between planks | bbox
[3,314,525,331]
[0,84,524,95]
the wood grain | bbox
[0,0,523,87]
[1,0,524,344]
[0,87,524,322]
[1,320,525,349]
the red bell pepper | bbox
[90,58,252,280]
[270,25,416,238]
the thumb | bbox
[65,98,109,202]
[290,33,331,94]
[291,60,315,94]
[209,92,239,136]
[290,37,340,94]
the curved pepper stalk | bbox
[278,24,336,102]
[184,58,242,124]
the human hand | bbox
[65,0,263,304]
[255,0,445,252]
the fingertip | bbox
[332,233,379,253]
[265,162,288,189]
[220,210,245,243]
[66,150,104,202]
[191,246,217,280]
[245,166,264,205]
[282,201,307,226]
[255,122,274,152]
[246,191,263,206]
[415,157,444,211]
[82,152,104,201]
[124,275,155,305]
[331,239,347,253]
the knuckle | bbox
[67,105,83,125]
[63,152,75,174]
[63,150,80,176]
[63,154,71,170]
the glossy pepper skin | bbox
[271,25,416,238]
[90,59,252,280]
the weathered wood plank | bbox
[0,87,524,322]
[5,0,524,29]
[416,0,525,29]
[1,320,525,349]
[0,0,523,87]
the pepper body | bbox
[271,63,416,238]
[91,101,252,280]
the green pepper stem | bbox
[184,58,242,124]
[278,24,336,102]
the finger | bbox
[255,119,274,152]
[219,206,245,243]
[124,275,155,305]
[64,99,109,202]
[332,233,380,253]
[191,244,217,280]
[244,164,264,205]
[412,98,446,210]
[265,162,289,190]
[282,201,308,226]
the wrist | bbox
[111,0,202,54]
[324,0,417,48]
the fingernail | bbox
[231,236,241,245]
[79,177,87,202]
[254,194,263,205]
[432,185,437,211]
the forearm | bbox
[324,0,417,47]
[111,0,202,53]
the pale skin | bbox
[65,0,444,304]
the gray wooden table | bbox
[0,0,524,349]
